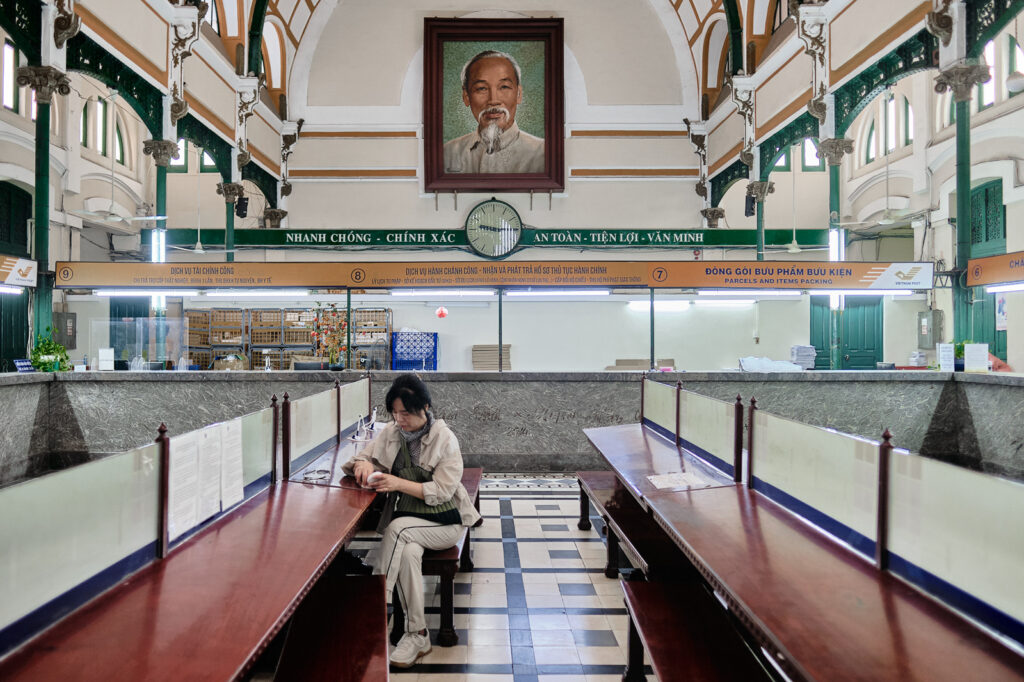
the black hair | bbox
[385,373,432,415]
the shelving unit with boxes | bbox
[210,308,247,367]
[350,308,392,371]
[185,310,211,369]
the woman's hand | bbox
[368,473,406,494]
[352,460,375,486]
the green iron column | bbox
[748,181,773,261]
[953,98,971,342]
[17,67,70,338]
[216,181,244,263]
[143,140,180,364]
[829,164,842,369]
[935,64,989,342]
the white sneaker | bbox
[389,631,431,668]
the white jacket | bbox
[342,419,482,528]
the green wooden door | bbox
[841,297,883,369]
[970,289,1007,360]
[809,295,832,369]
[0,292,29,371]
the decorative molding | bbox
[710,159,748,208]
[759,112,818,181]
[701,207,726,229]
[792,2,829,129]
[727,75,755,167]
[926,0,953,46]
[263,208,287,229]
[216,182,245,204]
[808,82,828,125]
[177,113,232,181]
[818,138,854,166]
[143,139,180,167]
[169,3,203,125]
[684,117,709,204]
[934,63,991,102]
[53,0,81,49]
[235,74,265,171]
[280,180,292,197]
[746,180,775,202]
[15,65,70,104]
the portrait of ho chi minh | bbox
[443,50,545,174]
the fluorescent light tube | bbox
[505,289,610,296]
[205,289,310,297]
[391,289,494,296]
[806,289,914,296]
[95,289,199,296]
[693,300,755,307]
[698,289,800,296]
[985,282,1024,293]
[627,300,690,311]
[0,285,24,295]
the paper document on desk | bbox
[646,472,714,490]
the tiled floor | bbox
[347,475,656,682]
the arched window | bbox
[204,1,220,34]
[262,20,284,91]
[802,139,824,171]
[773,148,790,171]
[884,94,896,153]
[96,98,108,155]
[115,124,125,164]
[169,138,187,172]
[979,40,995,109]
[903,97,913,145]
[1009,36,1023,97]
[865,122,876,164]
[80,106,88,147]
[3,40,17,112]
[201,149,218,172]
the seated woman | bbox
[343,374,481,668]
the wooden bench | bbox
[0,483,378,681]
[577,470,701,580]
[622,579,771,681]
[389,467,482,647]
[275,573,389,681]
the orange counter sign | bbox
[967,251,1024,287]
[55,260,933,290]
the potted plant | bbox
[30,326,71,372]
[311,302,349,370]
[953,340,971,372]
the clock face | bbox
[465,200,522,258]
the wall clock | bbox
[464,199,522,259]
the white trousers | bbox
[376,516,463,633]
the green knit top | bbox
[392,437,462,525]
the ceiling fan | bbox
[779,166,829,254]
[833,90,914,230]
[167,144,235,255]
[68,92,167,227]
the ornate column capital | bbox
[143,139,181,167]
[935,64,990,103]
[817,138,854,166]
[263,208,288,229]
[746,181,775,203]
[216,182,245,204]
[701,207,726,229]
[54,0,82,49]
[16,66,71,104]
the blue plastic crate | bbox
[391,332,438,370]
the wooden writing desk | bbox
[0,483,377,681]
[584,423,1024,682]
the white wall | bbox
[883,295,931,366]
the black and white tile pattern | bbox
[362,475,655,682]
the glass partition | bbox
[241,407,274,488]
[289,388,339,462]
[89,317,189,369]
[340,377,370,430]
[0,443,160,633]
[678,390,737,476]
[642,379,676,435]
[752,410,880,554]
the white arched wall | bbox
[704,19,728,90]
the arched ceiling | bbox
[247,0,775,115]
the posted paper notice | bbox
[197,425,224,522]
[220,419,245,509]
[167,432,200,542]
